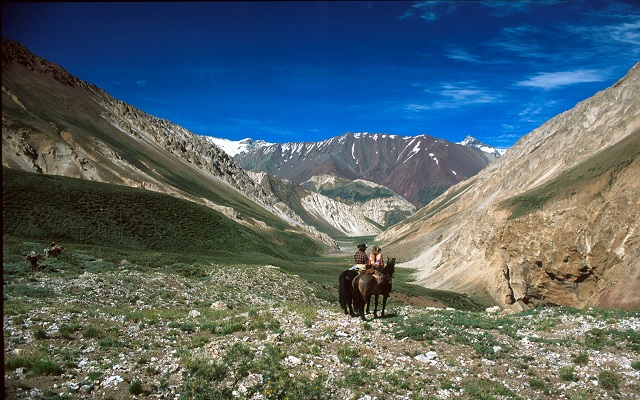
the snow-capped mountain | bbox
[205,137,272,157]
[235,132,496,208]
[457,135,507,158]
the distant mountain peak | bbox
[457,135,507,157]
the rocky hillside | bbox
[378,63,640,311]
[3,247,639,399]
[1,38,339,247]
[235,132,496,208]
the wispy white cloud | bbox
[136,80,146,86]
[481,0,555,17]
[515,69,608,90]
[444,47,483,63]
[404,82,502,112]
[397,1,457,22]
[400,0,557,23]
[438,84,499,103]
[489,132,522,147]
[565,18,640,52]
[611,20,640,45]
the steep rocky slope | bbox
[378,63,640,310]
[1,38,336,247]
[247,171,407,237]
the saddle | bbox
[365,268,389,285]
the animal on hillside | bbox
[338,269,359,317]
[26,252,42,272]
[352,258,395,320]
[45,245,63,259]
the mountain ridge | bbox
[377,62,640,310]
[1,38,411,242]
[1,38,338,247]
[235,132,498,208]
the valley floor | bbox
[4,259,640,399]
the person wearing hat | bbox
[353,243,369,274]
[369,245,384,271]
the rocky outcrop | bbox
[300,192,381,236]
[379,63,640,310]
[302,174,417,231]
[245,172,413,237]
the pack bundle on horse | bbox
[338,269,359,317]
[352,258,395,320]
[45,245,63,259]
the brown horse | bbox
[45,246,63,259]
[352,258,395,320]
[26,252,41,272]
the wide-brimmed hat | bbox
[357,243,367,250]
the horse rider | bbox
[353,243,370,274]
[369,245,384,271]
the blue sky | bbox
[2,1,639,148]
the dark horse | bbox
[352,258,395,320]
[338,269,359,317]
[45,246,63,259]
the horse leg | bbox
[381,295,388,317]
[348,295,356,317]
[348,278,356,317]
[373,295,380,318]
[360,295,371,320]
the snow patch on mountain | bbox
[458,135,507,157]
[205,137,273,157]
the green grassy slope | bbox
[3,167,483,310]
[3,167,322,264]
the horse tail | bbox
[338,272,348,309]
[352,276,364,310]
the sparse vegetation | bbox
[598,370,619,391]
[4,167,640,399]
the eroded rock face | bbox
[487,161,640,309]
[380,63,640,310]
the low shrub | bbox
[560,366,576,382]
[129,379,144,396]
[572,351,589,365]
[337,345,360,364]
[32,327,48,340]
[598,370,619,391]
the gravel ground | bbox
[4,264,640,399]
